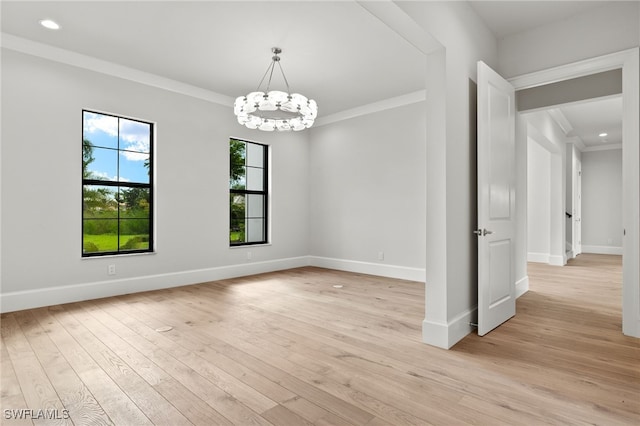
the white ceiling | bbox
[0,0,623,146]
[468,1,613,39]
[559,96,623,148]
[1,1,426,116]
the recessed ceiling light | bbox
[599,132,608,137]
[39,19,60,30]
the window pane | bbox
[86,147,118,181]
[246,167,264,191]
[230,167,246,190]
[247,194,264,218]
[247,142,264,167]
[119,187,150,217]
[119,152,150,184]
[119,118,151,153]
[83,219,119,253]
[230,139,246,190]
[230,139,246,166]
[119,219,150,250]
[83,185,118,217]
[83,111,118,149]
[247,218,264,242]
[230,219,245,243]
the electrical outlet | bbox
[247,251,252,261]
[108,264,116,275]
[607,238,613,245]
[378,251,384,261]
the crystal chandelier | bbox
[234,47,318,131]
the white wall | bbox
[396,1,498,348]
[1,49,310,311]
[499,2,640,78]
[308,102,427,280]
[527,138,551,262]
[523,111,568,266]
[581,149,623,254]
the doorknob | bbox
[473,229,493,236]
[483,229,493,236]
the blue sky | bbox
[83,112,151,183]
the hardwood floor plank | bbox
[78,299,278,416]
[69,301,270,426]
[1,313,71,426]
[0,336,34,426]
[13,309,112,426]
[2,254,638,425]
[260,404,314,426]
[36,306,153,425]
[54,304,193,426]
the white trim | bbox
[567,136,587,152]
[0,256,310,313]
[582,143,622,152]
[308,256,425,282]
[621,49,640,338]
[1,33,234,107]
[515,276,529,299]
[313,91,426,127]
[547,108,573,135]
[422,307,477,350]
[527,252,550,263]
[582,245,623,255]
[549,255,566,266]
[2,33,425,127]
[508,48,638,90]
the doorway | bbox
[510,48,639,338]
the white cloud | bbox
[88,170,130,182]
[83,112,118,137]
[120,150,149,162]
[84,113,150,162]
[120,119,150,160]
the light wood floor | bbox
[1,254,638,425]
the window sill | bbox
[229,243,272,249]
[81,251,156,260]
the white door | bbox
[574,167,582,255]
[477,61,516,336]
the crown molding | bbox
[314,90,426,127]
[546,108,573,135]
[566,136,587,151]
[582,143,622,152]
[508,48,637,90]
[1,33,234,107]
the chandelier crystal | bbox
[234,47,318,131]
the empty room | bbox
[1,1,639,425]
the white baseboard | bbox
[582,245,623,255]
[422,307,477,349]
[549,255,566,266]
[308,256,426,282]
[0,256,310,313]
[527,252,549,263]
[515,275,529,298]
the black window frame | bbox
[230,138,268,246]
[82,109,154,257]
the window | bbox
[230,138,268,245]
[82,110,153,256]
